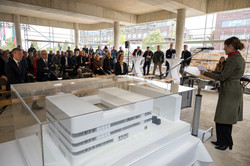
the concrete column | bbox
[114,21,120,49]
[74,23,79,47]
[175,9,186,59]
[13,15,22,48]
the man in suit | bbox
[5,48,29,89]
[165,43,176,77]
[60,52,73,78]
[103,51,114,74]
[5,48,43,110]
[180,45,192,76]
[76,51,86,67]
[133,46,142,56]
[88,45,94,55]
[82,45,88,54]
[0,52,8,90]
[36,50,58,82]
[152,45,164,76]
[28,44,36,53]
[74,46,80,53]
[76,51,92,77]
[142,47,153,75]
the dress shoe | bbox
[215,145,233,151]
[211,141,220,146]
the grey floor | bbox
[0,90,250,166]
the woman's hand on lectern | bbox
[200,70,205,75]
[207,69,212,73]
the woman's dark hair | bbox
[224,36,245,50]
[117,54,124,62]
[219,56,225,64]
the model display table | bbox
[0,76,212,166]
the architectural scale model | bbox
[46,84,182,166]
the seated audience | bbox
[52,51,61,76]
[93,54,106,75]
[5,48,29,90]
[36,50,57,81]
[76,51,92,77]
[0,52,8,89]
[114,54,128,75]
[60,52,73,77]
[88,52,95,70]
[5,48,42,109]
[33,51,39,75]
[1,51,10,63]
[214,56,226,73]
[103,51,114,74]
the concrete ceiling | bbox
[0,5,100,24]
[0,0,249,30]
[79,0,161,15]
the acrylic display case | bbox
[8,75,212,166]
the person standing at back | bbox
[133,46,142,56]
[111,46,118,62]
[82,45,88,54]
[152,45,164,76]
[165,43,176,77]
[200,36,245,151]
[28,44,36,53]
[142,47,153,75]
[180,45,192,76]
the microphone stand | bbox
[159,49,204,79]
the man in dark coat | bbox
[180,45,192,76]
[152,45,164,76]
[133,46,142,56]
[165,43,176,77]
[82,45,88,54]
[142,47,153,75]
[5,48,29,90]
[103,52,114,74]
[5,48,42,110]
[28,44,36,53]
[36,50,57,82]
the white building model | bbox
[45,83,208,166]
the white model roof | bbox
[99,87,150,103]
[46,94,101,117]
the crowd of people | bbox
[0,43,195,93]
[0,44,131,91]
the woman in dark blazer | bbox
[114,54,128,75]
[93,54,106,75]
[200,36,245,151]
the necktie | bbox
[17,62,21,70]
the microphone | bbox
[196,47,214,50]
